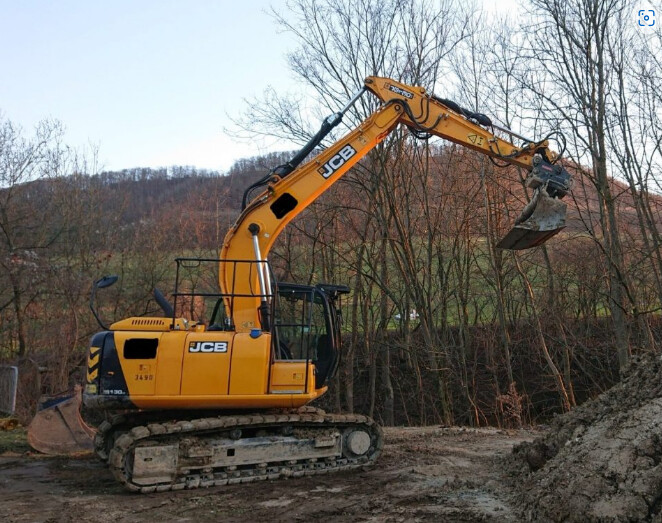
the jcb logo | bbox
[318,144,356,179]
[189,341,228,353]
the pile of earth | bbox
[507,352,662,522]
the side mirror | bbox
[90,275,119,330]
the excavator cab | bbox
[273,283,349,388]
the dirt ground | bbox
[508,352,662,522]
[5,354,662,522]
[0,426,537,523]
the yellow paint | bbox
[111,317,189,332]
[130,390,325,410]
[153,331,187,396]
[270,361,308,393]
[180,332,234,395]
[228,332,270,395]
[92,76,560,414]
[107,321,325,409]
[114,331,160,396]
[219,76,544,334]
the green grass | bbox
[0,425,31,454]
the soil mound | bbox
[510,352,662,522]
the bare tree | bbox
[231,0,469,423]
[520,0,633,369]
[0,117,67,359]
[606,18,662,349]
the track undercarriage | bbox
[94,408,383,493]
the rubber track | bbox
[107,411,383,493]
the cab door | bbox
[270,284,335,393]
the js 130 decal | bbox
[386,83,414,99]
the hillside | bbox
[3,146,662,429]
[15,149,660,252]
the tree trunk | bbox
[515,255,571,412]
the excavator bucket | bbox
[497,189,568,250]
[27,385,96,455]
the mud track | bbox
[0,427,536,522]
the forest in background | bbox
[2,0,662,428]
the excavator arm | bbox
[220,76,571,331]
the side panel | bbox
[181,332,234,395]
[85,332,135,409]
[228,332,270,395]
[154,331,188,396]
[269,361,308,393]
[97,332,129,397]
[114,332,162,396]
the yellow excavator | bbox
[28,76,571,492]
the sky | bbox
[0,1,297,173]
[0,0,527,174]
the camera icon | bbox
[638,9,656,26]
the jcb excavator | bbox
[28,76,571,492]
